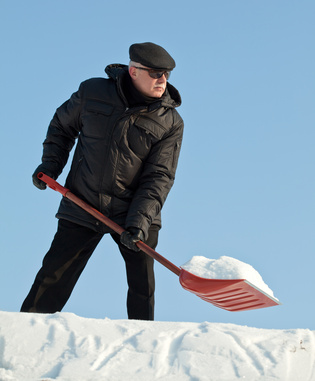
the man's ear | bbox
[129,66,138,79]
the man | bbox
[21,42,184,320]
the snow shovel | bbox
[38,173,280,312]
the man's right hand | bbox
[32,164,57,190]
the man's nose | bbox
[157,75,167,82]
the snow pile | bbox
[181,255,277,299]
[0,311,314,381]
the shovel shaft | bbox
[38,173,181,276]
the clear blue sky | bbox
[1,1,314,330]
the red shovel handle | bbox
[37,174,281,312]
[38,172,70,197]
[37,173,181,276]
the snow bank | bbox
[181,255,277,298]
[0,311,314,381]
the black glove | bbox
[120,227,144,252]
[32,164,58,190]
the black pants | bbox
[21,219,158,320]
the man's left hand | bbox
[120,228,144,252]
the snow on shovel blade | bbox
[179,268,281,311]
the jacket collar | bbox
[105,64,182,109]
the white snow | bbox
[0,311,314,381]
[181,255,277,299]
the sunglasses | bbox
[133,66,171,80]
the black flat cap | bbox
[129,42,176,70]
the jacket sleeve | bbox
[40,85,83,178]
[125,112,184,239]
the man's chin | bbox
[152,88,165,98]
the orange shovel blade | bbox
[179,269,280,312]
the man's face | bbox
[129,64,168,98]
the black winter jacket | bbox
[41,64,184,239]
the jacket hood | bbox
[105,64,182,108]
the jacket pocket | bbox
[66,155,84,190]
[134,116,167,140]
[82,100,114,138]
[86,100,114,116]
[172,141,181,169]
